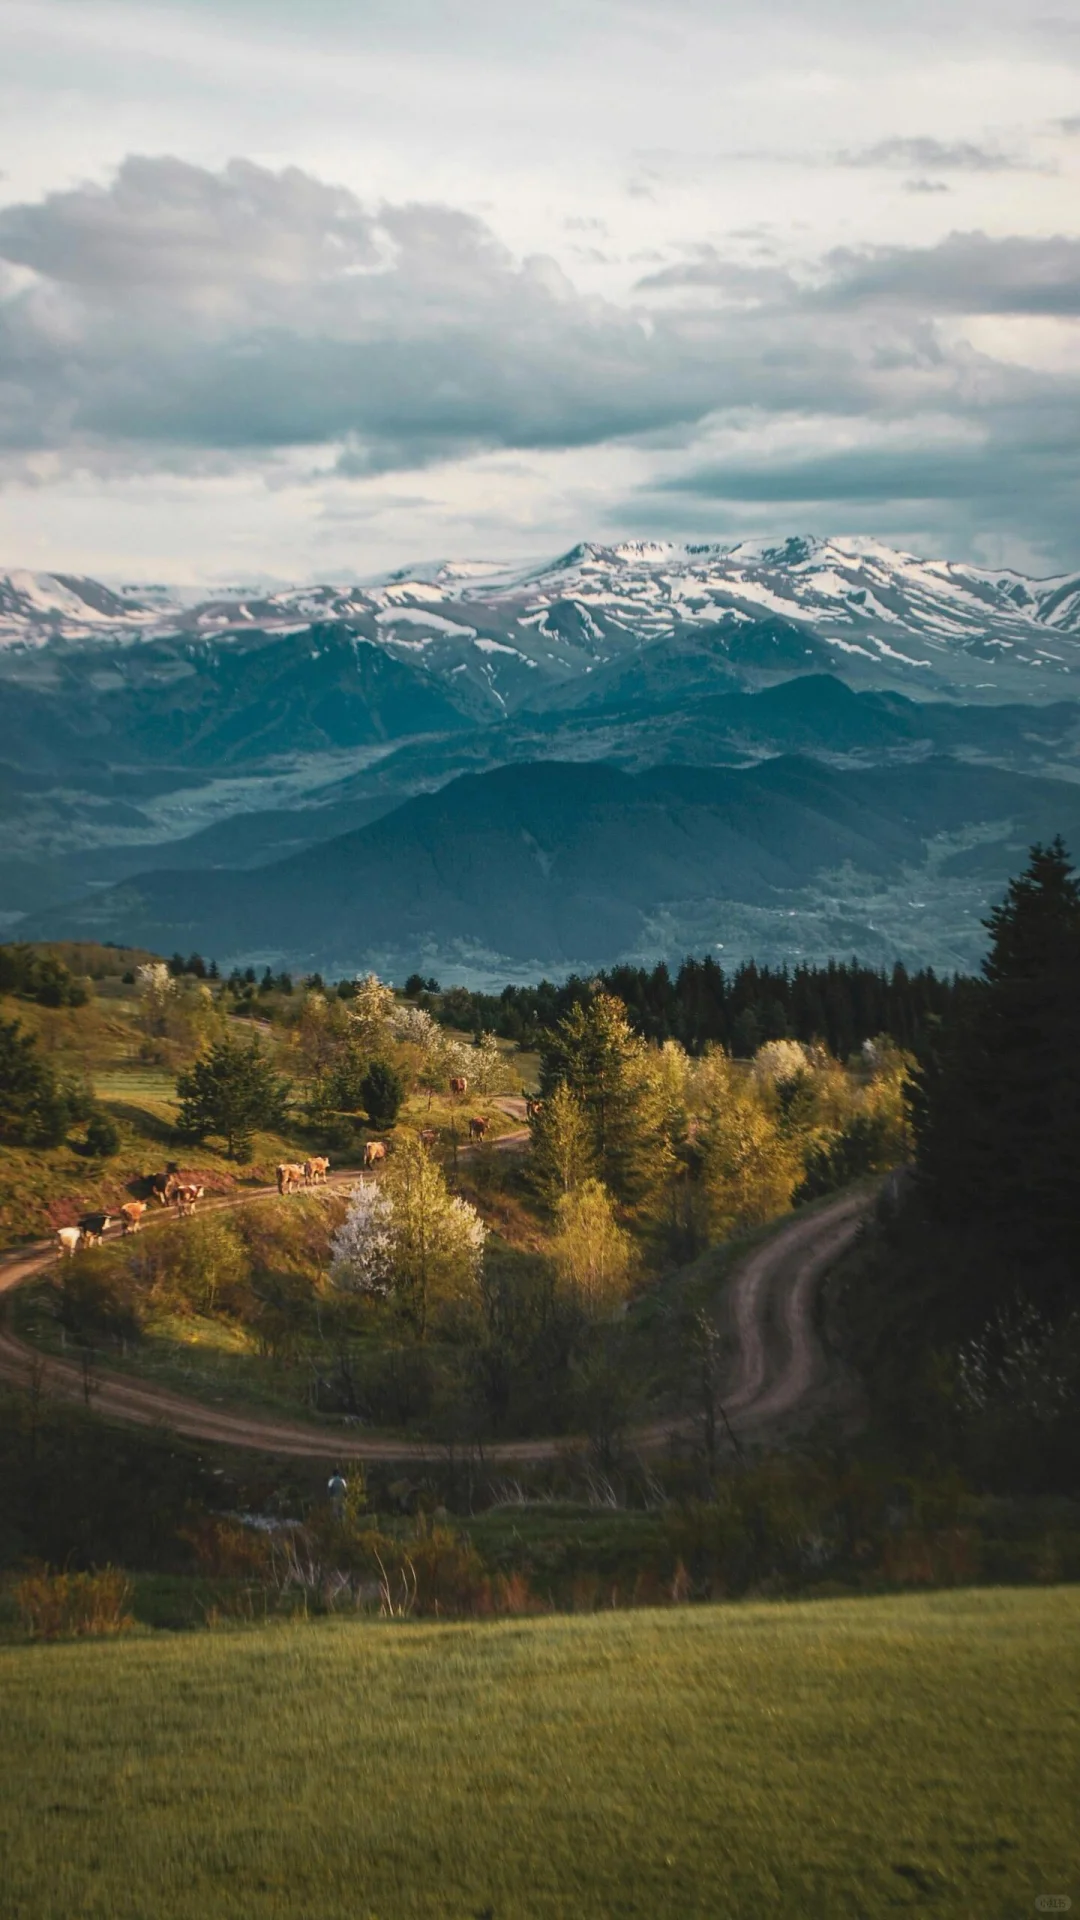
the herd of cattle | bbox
[52,1081,516,1257]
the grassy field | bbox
[0,1587,1076,1919]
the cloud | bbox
[2,157,1080,567]
[819,231,1080,314]
[835,136,1047,172]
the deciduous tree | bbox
[550,1178,635,1318]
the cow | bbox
[449,1076,468,1098]
[56,1226,83,1257]
[119,1201,146,1234]
[526,1098,543,1121]
[172,1184,205,1218]
[468,1116,489,1141]
[303,1156,330,1187]
[363,1140,387,1169]
[276,1162,305,1196]
[151,1166,181,1206]
[77,1212,119,1247]
[418,1128,438,1149]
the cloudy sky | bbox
[2,0,1080,581]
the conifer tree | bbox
[176,1035,290,1159]
[538,993,658,1203]
[914,839,1080,1310]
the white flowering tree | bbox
[348,973,397,1052]
[330,1181,396,1297]
[468,1031,507,1094]
[330,1138,485,1338]
[136,961,178,1037]
[752,1039,810,1089]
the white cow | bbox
[56,1226,82,1257]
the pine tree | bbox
[0,1018,69,1146]
[361,1058,405,1130]
[915,839,1080,1310]
[175,1036,290,1159]
[538,993,658,1203]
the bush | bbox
[56,1251,145,1345]
[13,1566,134,1639]
[84,1108,121,1158]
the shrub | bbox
[56,1251,145,1345]
[14,1566,134,1639]
[84,1108,121,1158]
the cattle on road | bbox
[468,1116,489,1141]
[363,1140,387,1169]
[77,1212,119,1247]
[56,1226,82,1257]
[120,1201,146,1234]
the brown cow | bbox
[303,1156,330,1186]
[449,1076,468,1097]
[467,1116,489,1141]
[363,1140,387,1169]
[120,1201,146,1234]
[173,1184,204,1218]
[418,1128,438,1148]
[526,1098,543,1121]
[276,1162,304,1196]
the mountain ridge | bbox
[22,752,1080,982]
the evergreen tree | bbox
[538,993,657,1204]
[0,1018,69,1146]
[360,1058,405,1130]
[175,1036,290,1158]
[914,839,1080,1313]
[84,1108,121,1158]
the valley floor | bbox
[1,1587,1076,1920]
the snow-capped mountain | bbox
[3,538,1080,711]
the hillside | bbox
[23,753,1080,978]
[2,1590,1077,1920]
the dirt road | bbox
[0,1169,867,1460]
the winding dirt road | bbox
[0,1157,868,1460]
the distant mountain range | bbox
[22,754,1080,981]
[4,536,1080,979]
[5,536,1080,707]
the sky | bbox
[1,0,1080,581]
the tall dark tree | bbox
[914,839,1080,1314]
[360,1058,405,1131]
[176,1036,290,1159]
[0,1018,69,1147]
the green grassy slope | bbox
[1,1588,1076,1919]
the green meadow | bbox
[2,1587,1077,1920]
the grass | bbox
[0,1586,1076,1919]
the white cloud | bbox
[1,0,1080,573]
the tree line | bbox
[414,956,958,1059]
[843,839,1080,1492]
